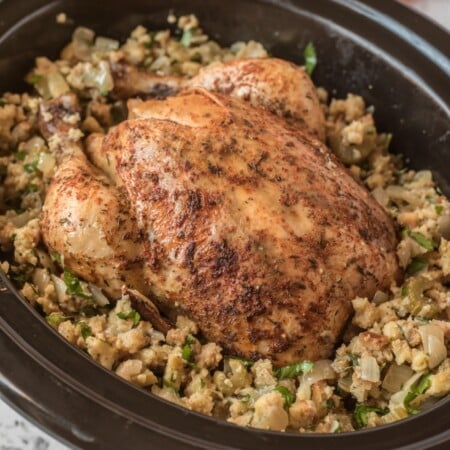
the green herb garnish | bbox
[403,227,437,251]
[275,360,314,380]
[163,379,179,394]
[404,373,431,415]
[27,74,43,85]
[406,257,427,275]
[303,41,317,76]
[354,405,389,429]
[435,205,444,216]
[239,393,251,403]
[274,385,295,409]
[25,183,38,193]
[24,159,39,173]
[182,341,193,362]
[46,313,69,328]
[0,100,5,107]
[401,285,408,297]
[50,252,62,265]
[117,309,141,326]
[180,29,193,47]
[11,272,25,282]
[78,321,92,339]
[63,268,93,299]
[15,150,27,161]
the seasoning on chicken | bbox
[41,89,400,366]
[112,57,325,140]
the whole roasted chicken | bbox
[41,58,400,365]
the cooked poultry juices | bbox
[41,58,400,365]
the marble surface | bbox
[0,1,448,449]
[0,400,68,450]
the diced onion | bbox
[73,27,95,61]
[95,36,119,52]
[9,209,39,227]
[389,371,425,407]
[385,185,419,206]
[337,375,352,393]
[51,274,68,302]
[35,248,56,272]
[32,268,51,295]
[95,60,114,94]
[304,359,336,384]
[37,152,56,178]
[46,71,70,98]
[372,187,389,207]
[414,170,432,182]
[373,290,389,304]
[382,364,414,393]
[89,284,110,306]
[360,356,380,382]
[419,324,446,369]
[296,379,312,401]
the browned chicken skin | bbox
[41,89,400,366]
[112,57,325,140]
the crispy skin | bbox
[70,90,399,365]
[112,57,325,140]
[191,58,325,140]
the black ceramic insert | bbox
[0,1,449,449]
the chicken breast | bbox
[42,89,400,365]
[112,57,325,140]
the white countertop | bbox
[0,399,69,450]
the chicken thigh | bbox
[42,89,400,365]
[40,94,148,298]
[112,57,325,140]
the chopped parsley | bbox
[46,313,69,327]
[24,158,39,173]
[182,341,193,362]
[25,183,38,193]
[180,29,193,47]
[50,252,62,265]
[181,335,198,368]
[401,285,408,297]
[14,150,27,161]
[406,257,427,275]
[11,272,25,282]
[435,205,444,215]
[116,309,141,326]
[274,385,295,409]
[275,360,314,380]
[163,379,179,395]
[354,405,389,429]
[239,393,251,403]
[27,74,43,85]
[303,41,317,76]
[63,268,93,299]
[403,228,437,251]
[404,373,431,415]
[78,321,92,339]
